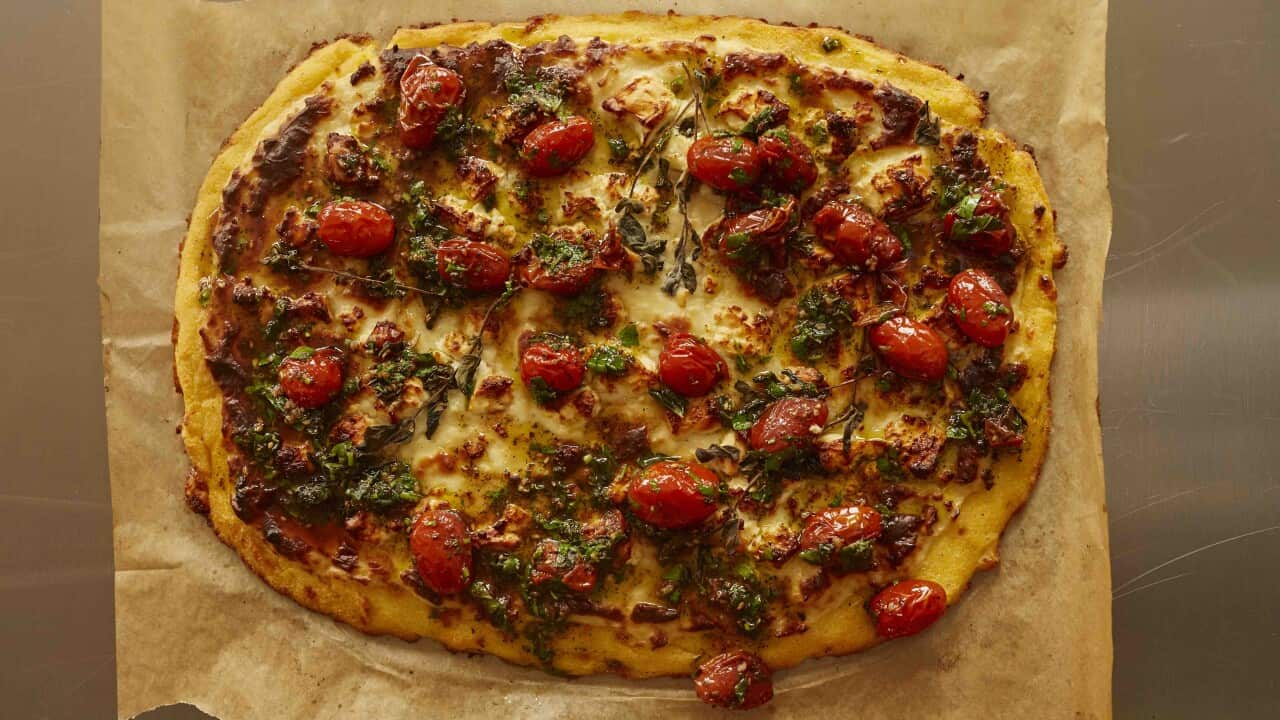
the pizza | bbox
[174,13,1064,709]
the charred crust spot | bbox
[900,433,943,477]
[261,515,309,558]
[250,95,333,211]
[1053,244,1069,269]
[871,83,923,149]
[455,156,499,202]
[349,61,375,85]
[475,375,514,399]
[881,512,925,566]
[722,52,787,81]
[607,423,651,462]
[333,542,359,572]
[287,292,330,323]
[949,131,983,175]
[184,468,210,516]
[824,111,860,161]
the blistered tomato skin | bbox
[519,342,586,394]
[944,186,1014,255]
[693,651,774,710]
[409,507,474,596]
[812,201,903,270]
[758,132,818,193]
[522,116,595,177]
[277,348,344,409]
[749,396,829,453]
[627,461,719,529]
[658,334,727,397]
[947,268,1014,347]
[530,539,598,593]
[869,316,950,382]
[398,55,467,149]
[316,200,396,257]
[516,239,599,296]
[870,579,948,639]
[436,238,512,293]
[686,135,762,192]
[799,505,883,550]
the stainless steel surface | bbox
[0,1,1275,717]
[1104,1,1279,714]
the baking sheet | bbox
[100,1,1112,717]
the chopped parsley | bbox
[586,345,632,375]
[789,286,854,361]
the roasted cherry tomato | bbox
[315,200,396,257]
[520,340,586,395]
[799,505,883,550]
[869,316,949,382]
[277,347,343,409]
[758,130,818,193]
[529,538,597,593]
[686,135,761,192]
[947,268,1014,347]
[749,396,829,453]
[658,334,727,397]
[398,55,466,150]
[522,115,595,177]
[409,507,473,596]
[435,238,511,293]
[627,460,719,529]
[693,651,774,710]
[812,201,903,270]
[716,198,796,267]
[517,235,599,296]
[943,186,1013,255]
[870,579,948,639]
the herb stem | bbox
[299,264,444,298]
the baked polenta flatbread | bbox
[174,13,1063,709]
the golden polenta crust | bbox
[175,13,1059,677]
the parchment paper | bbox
[101,1,1112,717]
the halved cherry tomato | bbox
[947,268,1014,347]
[870,579,947,639]
[435,238,511,292]
[277,347,343,409]
[398,55,467,149]
[686,135,761,192]
[627,460,719,529]
[516,234,599,296]
[799,505,883,550]
[693,651,774,710]
[520,341,586,394]
[658,334,726,397]
[812,201,903,270]
[522,116,595,177]
[316,200,396,257]
[409,507,473,596]
[943,186,1013,255]
[529,538,597,593]
[758,131,818,193]
[869,316,949,382]
[749,396,829,453]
